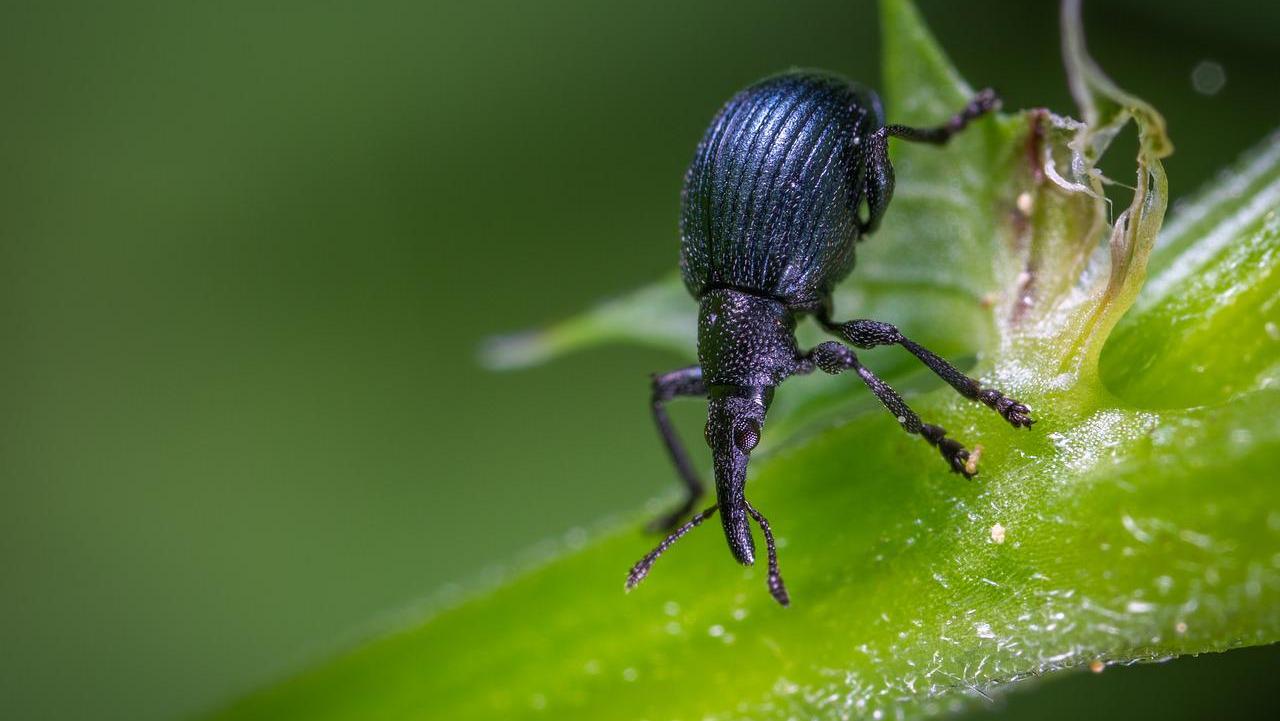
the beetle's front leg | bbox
[820,319,1034,429]
[805,342,977,477]
[648,365,708,531]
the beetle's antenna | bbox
[625,505,718,592]
[744,500,790,607]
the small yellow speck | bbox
[1089,659,1105,673]
[965,445,984,475]
[1016,192,1034,215]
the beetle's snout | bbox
[722,501,755,566]
[706,391,768,566]
[711,440,755,565]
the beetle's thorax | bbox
[697,287,799,388]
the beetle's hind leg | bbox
[885,88,1001,145]
[820,318,1033,429]
[857,90,999,237]
[647,365,709,531]
[806,342,977,477]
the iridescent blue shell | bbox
[679,70,884,307]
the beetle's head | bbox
[706,385,772,566]
[624,382,790,605]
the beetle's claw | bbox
[973,87,1001,113]
[940,437,975,478]
[979,389,1035,429]
[995,397,1034,428]
[1004,402,1035,429]
[920,424,975,478]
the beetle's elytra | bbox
[680,72,882,308]
[627,70,1034,606]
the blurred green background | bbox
[2,1,1278,720]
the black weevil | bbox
[626,71,1034,606]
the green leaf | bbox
[478,273,694,371]
[1100,133,1280,408]
[210,1,1280,719]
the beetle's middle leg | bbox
[648,365,708,531]
[820,318,1034,429]
[805,342,976,477]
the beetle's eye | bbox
[734,421,760,453]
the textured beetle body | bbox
[680,71,887,309]
[629,70,1031,606]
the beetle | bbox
[625,70,1034,606]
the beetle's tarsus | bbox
[979,388,1035,428]
[921,423,976,479]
